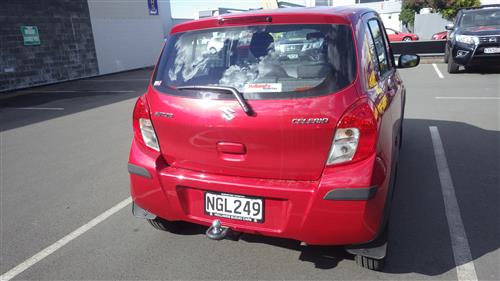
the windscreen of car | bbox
[153,24,356,100]
[459,9,500,28]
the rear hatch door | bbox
[148,21,358,181]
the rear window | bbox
[153,24,356,99]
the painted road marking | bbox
[11,107,64,111]
[19,90,136,93]
[0,197,132,281]
[436,97,500,100]
[429,126,478,281]
[432,63,444,79]
[81,79,150,82]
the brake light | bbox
[218,15,272,25]
[133,95,160,152]
[327,100,377,165]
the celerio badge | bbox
[291,118,329,124]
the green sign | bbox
[21,26,40,46]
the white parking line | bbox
[432,63,444,79]
[0,197,132,281]
[429,127,478,281]
[81,79,150,82]
[436,97,500,100]
[19,90,136,94]
[11,107,64,111]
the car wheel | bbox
[209,47,217,54]
[444,48,449,63]
[148,217,184,233]
[465,66,476,73]
[402,37,412,41]
[355,254,385,271]
[399,117,404,150]
[447,56,459,73]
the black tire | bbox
[402,37,412,41]
[465,65,476,73]
[399,117,404,150]
[209,47,217,54]
[399,96,405,150]
[148,217,183,233]
[444,48,449,63]
[355,255,385,271]
[447,56,459,73]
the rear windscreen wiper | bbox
[177,85,253,116]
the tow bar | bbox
[206,219,230,240]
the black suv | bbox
[445,5,500,73]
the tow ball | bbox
[206,219,229,240]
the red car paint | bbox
[129,7,412,246]
[386,28,419,41]
[432,31,448,40]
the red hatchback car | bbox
[128,7,419,271]
[386,28,419,41]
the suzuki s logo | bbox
[489,37,497,43]
[220,107,236,121]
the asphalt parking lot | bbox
[0,64,498,280]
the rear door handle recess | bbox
[216,142,246,154]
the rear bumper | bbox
[129,139,390,246]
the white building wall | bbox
[379,12,402,30]
[159,0,176,35]
[87,0,168,75]
[328,1,403,30]
[481,0,500,4]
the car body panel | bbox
[148,85,359,181]
[432,31,448,40]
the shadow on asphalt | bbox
[385,119,499,276]
[165,118,499,275]
[455,66,500,74]
[0,68,151,131]
[166,222,350,269]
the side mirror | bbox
[398,54,420,68]
[445,24,454,31]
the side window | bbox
[386,28,396,35]
[367,19,390,76]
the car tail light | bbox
[327,100,377,165]
[133,95,160,152]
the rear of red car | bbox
[129,10,391,247]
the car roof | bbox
[171,6,375,34]
[461,5,500,13]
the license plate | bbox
[484,47,500,54]
[204,192,264,223]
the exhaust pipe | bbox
[206,219,230,240]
